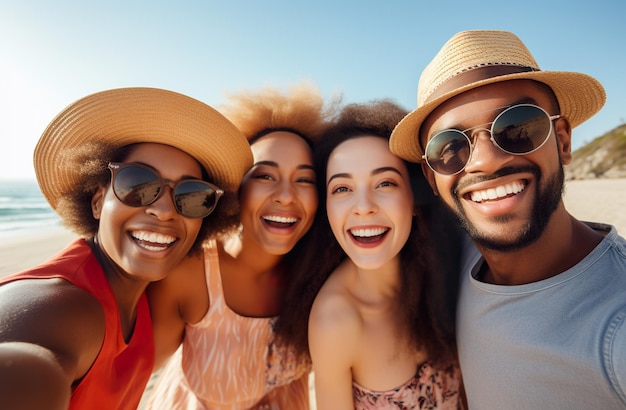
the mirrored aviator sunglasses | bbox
[108,162,224,218]
[422,104,560,175]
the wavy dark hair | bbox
[275,99,464,368]
[53,142,241,255]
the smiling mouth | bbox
[469,180,526,203]
[262,215,299,228]
[349,227,389,243]
[130,230,177,251]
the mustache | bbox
[453,165,539,195]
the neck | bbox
[477,210,603,285]
[348,257,401,306]
[88,237,147,341]
[228,234,284,275]
[217,235,287,317]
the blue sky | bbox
[2,0,624,180]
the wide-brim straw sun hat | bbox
[390,30,606,163]
[34,87,253,210]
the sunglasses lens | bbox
[110,162,222,218]
[113,165,161,206]
[492,105,551,154]
[425,130,471,175]
[173,181,221,218]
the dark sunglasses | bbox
[108,162,224,218]
[422,104,560,175]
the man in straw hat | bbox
[0,87,252,409]
[390,30,626,409]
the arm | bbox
[0,278,105,409]
[0,342,71,409]
[147,251,209,369]
[308,289,360,410]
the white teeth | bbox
[470,181,525,203]
[263,215,298,224]
[139,243,168,251]
[350,227,388,237]
[131,231,176,245]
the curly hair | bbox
[218,80,341,295]
[219,81,340,147]
[275,99,464,368]
[53,142,241,255]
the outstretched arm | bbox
[0,342,71,409]
[0,278,105,409]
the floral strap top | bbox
[352,362,463,409]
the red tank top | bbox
[0,239,154,410]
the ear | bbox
[421,161,439,196]
[91,186,106,219]
[554,117,573,165]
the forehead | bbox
[124,142,202,177]
[420,80,554,143]
[251,131,312,161]
[327,136,407,175]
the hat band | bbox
[424,65,539,105]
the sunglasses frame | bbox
[108,162,224,218]
[422,104,560,176]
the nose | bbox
[272,180,296,205]
[146,184,178,220]
[352,188,377,216]
[463,129,514,174]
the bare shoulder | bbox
[0,278,104,343]
[148,249,209,322]
[309,266,362,344]
[147,250,209,368]
[308,264,360,392]
[0,278,105,381]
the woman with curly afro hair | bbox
[146,82,339,409]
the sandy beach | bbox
[0,178,624,409]
[0,225,78,277]
[562,178,626,233]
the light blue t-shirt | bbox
[457,223,626,409]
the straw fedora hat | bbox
[34,87,253,210]
[390,30,606,163]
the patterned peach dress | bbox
[146,242,311,409]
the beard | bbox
[451,163,565,253]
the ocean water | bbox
[0,179,61,238]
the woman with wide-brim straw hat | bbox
[0,87,252,410]
[145,82,339,409]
